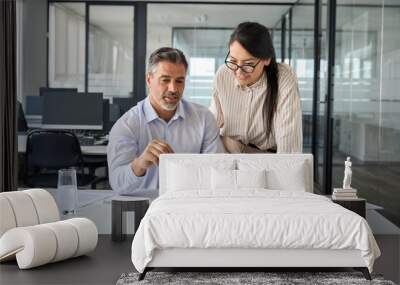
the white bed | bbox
[131,154,380,280]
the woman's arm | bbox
[274,67,303,153]
[209,91,224,129]
[221,136,267,153]
[220,136,243,153]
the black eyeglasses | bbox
[224,53,262,73]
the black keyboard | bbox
[78,136,95,146]
[93,139,108,146]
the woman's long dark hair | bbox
[229,22,279,139]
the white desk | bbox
[18,188,156,235]
[18,134,107,155]
[19,188,116,234]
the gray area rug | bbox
[116,271,396,285]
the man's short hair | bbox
[147,47,188,74]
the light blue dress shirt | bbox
[107,97,224,196]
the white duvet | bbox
[131,190,380,273]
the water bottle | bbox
[57,168,78,216]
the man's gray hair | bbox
[147,47,188,74]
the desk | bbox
[18,134,107,155]
[18,188,153,235]
[19,188,115,234]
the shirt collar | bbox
[171,99,185,121]
[143,97,159,123]
[143,96,185,123]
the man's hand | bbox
[131,139,174,176]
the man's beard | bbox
[159,92,180,111]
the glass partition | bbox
[48,3,86,91]
[147,3,290,107]
[291,5,316,153]
[333,0,400,226]
[88,5,134,98]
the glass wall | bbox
[272,26,282,63]
[333,1,400,226]
[88,5,134,98]
[291,5,316,153]
[147,4,290,108]
[316,1,328,188]
[48,3,134,99]
[48,3,86,91]
[284,12,291,65]
[172,28,231,106]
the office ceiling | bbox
[56,0,399,49]
[60,2,292,29]
[58,2,293,48]
[147,4,291,28]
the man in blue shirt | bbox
[107,47,224,196]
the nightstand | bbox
[332,197,366,218]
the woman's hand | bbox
[221,136,245,153]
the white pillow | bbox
[211,168,236,190]
[211,169,267,190]
[236,169,267,189]
[238,158,307,191]
[266,163,306,191]
[167,160,235,192]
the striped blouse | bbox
[209,63,303,153]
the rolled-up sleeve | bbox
[107,117,145,195]
[274,70,303,153]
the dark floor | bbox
[0,235,134,285]
[1,235,399,285]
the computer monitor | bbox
[109,103,120,122]
[42,93,103,130]
[39,87,78,96]
[102,99,112,133]
[77,93,111,132]
[113,97,134,116]
[26,96,43,116]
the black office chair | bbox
[82,154,108,187]
[25,130,98,188]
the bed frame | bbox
[138,154,371,281]
[139,248,370,280]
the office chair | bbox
[25,130,99,188]
[82,155,108,188]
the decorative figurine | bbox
[342,156,352,189]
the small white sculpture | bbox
[342,156,352,189]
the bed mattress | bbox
[131,190,380,273]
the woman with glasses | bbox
[210,22,302,153]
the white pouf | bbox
[0,189,98,269]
